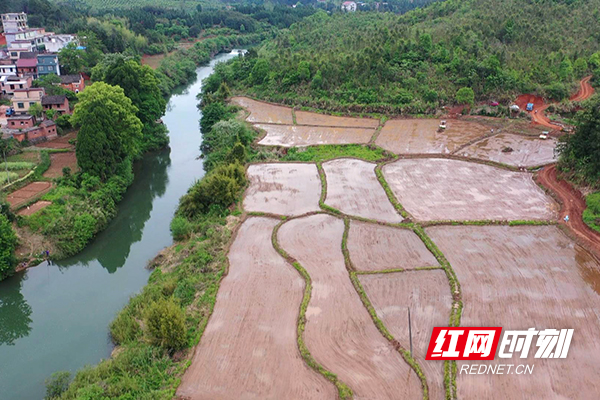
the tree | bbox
[29,103,43,119]
[456,87,475,106]
[45,371,71,399]
[200,102,229,133]
[558,95,600,184]
[58,43,85,75]
[71,82,142,181]
[0,213,17,280]
[250,59,269,85]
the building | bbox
[5,28,46,49]
[7,114,35,129]
[10,87,44,115]
[16,57,37,79]
[0,64,17,77]
[43,34,76,53]
[1,13,28,33]
[42,94,69,115]
[341,1,357,11]
[59,74,84,93]
[8,119,58,143]
[0,75,32,95]
[37,53,60,76]
[7,44,35,61]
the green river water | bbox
[0,50,243,400]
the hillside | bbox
[216,0,600,113]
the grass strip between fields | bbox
[342,217,430,400]
[271,220,353,399]
[375,163,409,219]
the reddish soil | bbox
[278,214,423,399]
[359,270,452,400]
[6,181,52,208]
[347,220,438,271]
[322,159,403,223]
[458,133,557,167]
[43,152,78,178]
[243,163,321,216]
[255,124,374,147]
[35,132,77,149]
[537,164,600,258]
[382,158,557,221]
[376,119,489,154]
[514,94,561,130]
[427,225,600,399]
[231,97,294,125]
[17,201,51,216]
[570,75,595,102]
[295,110,379,128]
[177,217,336,399]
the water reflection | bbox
[0,272,32,346]
[59,149,171,273]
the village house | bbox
[16,57,37,79]
[0,63,17,77]
[10,87,44,115]
[1,13,28,33]
[7,118,58,143]
[341,1,357,12]
[0,75,32,96]
[6,114,35,129]
[37,53,60,76]
[7,44,34,62]
[59,74,85,93]
[43,34,76,53]
[42,94,70,115]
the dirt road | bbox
[570,75,594,102]
[536,164,600,257]
[515,94,561,130]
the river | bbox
[0,50,243,400]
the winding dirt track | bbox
[570,75,595,102]
[278,214,423,399]
[536,164,600,258]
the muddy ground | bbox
[427,225,600,399]
[347,221,438,271]
[231,97,293,124]
[177,217,336,399]
[17,200,51,216]
[295,110,379,128]
[359,270,452,400]
[278,214,423,399]
[255,124,374,147]
[243,163,321,216]
[322,159,403,223]
[458,133,557,167]
[383,158,557,221]
[376,119,489,154]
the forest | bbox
[209,0,600,113]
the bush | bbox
[144,298,187,352]
[44,371,71,399]
[583,192,600,232]
[110,309,141,345]
[0,214,17,280]
[55,114,71,130]
[170,215,192,241]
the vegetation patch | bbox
[280,144,390,163]
[583,192,600,233]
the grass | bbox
[281,144,390,163]
[375,164,408,218]
[0,161,35,171]
[0,172,19,185]
[271,220,353,399]
[583,192,600,233]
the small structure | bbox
[539,131,549,140]
[341,1,357,12]
[42,94,70,115]
[0,75,32,95]
[526,103,534,111]
[10,87,44,115]
[42,34,76,53]
[37,53,60,76]
[439,120,447,131]
[510,104,520,112]
[59,74,84,93]
[7,114,35,129]
[2,116,58,143]
[16,57,37,79]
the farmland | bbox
[177,98,600,400]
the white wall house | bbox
[341,1,357,12]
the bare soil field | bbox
[255,124,374,147]
[35,131,77,149]
[383,158,557,221]
[43,152,78,178]
[359,270,452,400]
[177,217,336,400]
[458,133,557,167]
[6,181,52,208]
[295,110,379,128]
[376,119,489,154]
[322,159,403,223]
[231,97,293,124]
[347,220,438,271]
[17,200,51,216]
[243,163,321,216]
[427,225,600,399]
[278,214,423,399]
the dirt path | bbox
[536,164,600,257]
[570,75,595,102]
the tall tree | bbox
[71,82,142,181]
[0,213,17,280]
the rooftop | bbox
[16,58,37,68]
[7,114,34,121]
[60,74,82,84]
[19,51,37,59]
[42,95,67,105]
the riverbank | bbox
[0,52,243,399]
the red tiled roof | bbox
[17,58,37,68]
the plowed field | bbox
[255,124,374,147]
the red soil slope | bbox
[570,75,595,102]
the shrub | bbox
[583,192,600,232]
[144,298,187,352]
[110,309,141,345]
[0,214,17,280]
[170,216,192,241]
[44,371,71,399]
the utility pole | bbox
[408,307,413,357]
